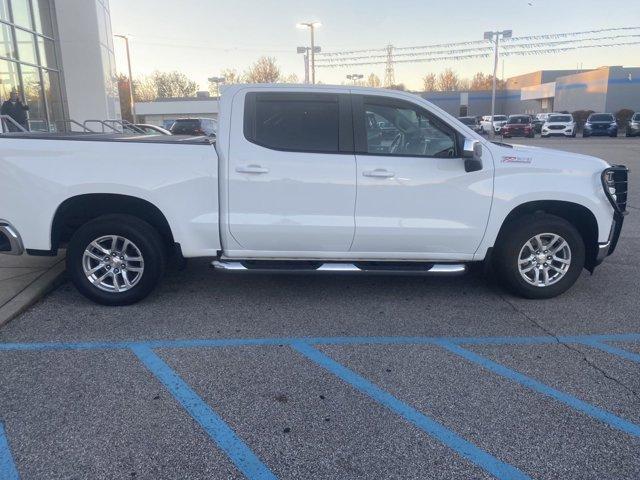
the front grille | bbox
[548,125,565,130]
[602,166,628,214]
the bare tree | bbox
[221,69,242,84]
[152,71,198,98]
[470,72,506,91]
[280,73,300,84]
[436,68,460,91]
[367,73,381,88]
[244,57,281,83]
[132,76,158,102]
[422,73,437,92]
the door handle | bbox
[236,164,269,174]
[363,169,395,178]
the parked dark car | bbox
[457,116,482,133]
[583,113,617,137]
[135,124,172,135]
[501,115,535,138]
[626,112,640,137]
[532,113,550,133]
[169,118,217,137]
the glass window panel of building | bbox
[9,0,33,30]
[1,0,65,131]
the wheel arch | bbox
[494,200,600,271]
[50,194,175,254]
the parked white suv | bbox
[481,115,508,135]
[0,85,628,305]
[541,114,577,138]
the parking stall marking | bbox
[577,341,640,364]
[292,342,531,480]
[1,333,640,480]
[0,422,19,480]
[131,345,277,480]
[436,341,640,439]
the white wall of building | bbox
[54,0,120,124]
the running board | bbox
[211,260,467,276]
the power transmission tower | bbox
[383,44,395,87]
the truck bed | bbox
[0,132,213,145]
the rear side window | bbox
[170,120,200,134]
[244,92,341,152]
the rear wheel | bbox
[494,214,585,299]
[67,215,166,305]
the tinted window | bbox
[458,117,476,125]
[589,114,614,122]
[632,114,640,121]
[493,116,507,121]
[363,99,456,158]
[170,120,201,135]
[507,116,531,124]
[548,115,572,123]
[246,93,340,152]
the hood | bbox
[508,143,610,170]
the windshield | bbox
[493,116,507,121]
[458,117,476,125]
[633,114,640,121]
[548,115,572,123]
[507,116,530,124]
[589,114,614,122]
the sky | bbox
[109,0,640,92]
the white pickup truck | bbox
[0,85,628,305]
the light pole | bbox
[346,74,364,85]
[484,29,512,138]
[297,46,322,83]
[297,21,321,84]
[114,34,136,123]
[208,76,225,97]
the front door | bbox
[227,91,356,254]
[351,95,493,258]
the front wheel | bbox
[494,214,585,299]
[67,215,166,305]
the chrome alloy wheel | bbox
[518,233,572,287]
[82,235,144,293]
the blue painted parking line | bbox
[1,333,639,352]
[0,422,19,480]
[437,341,640,438]
[131,345,276,480]
[292,342,531,480]
[578,340,640,364]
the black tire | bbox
[67,214,166,306]
[493,214,585,299]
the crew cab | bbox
[0,85,628,305]
[500,115,535,138]
[541,114,577,138]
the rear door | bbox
[351,94,493,258]
[227,90,356,254]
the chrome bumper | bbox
[0,221,24,256]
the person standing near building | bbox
[1,89,30,131]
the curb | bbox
[0,259,66,328]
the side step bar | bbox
[211,260,467,276]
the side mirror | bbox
[463,138,483,172]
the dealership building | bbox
[1,0,119,131]
[421,66,640,117]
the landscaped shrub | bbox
[572,110,595,130]
[615,109,635,127]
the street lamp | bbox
[297,21,321,84]
[484,29,512,138]
[208,76,225,97]
[346,74,364,85]
[114,34,136,123]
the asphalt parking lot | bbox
[1,137,639,479]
